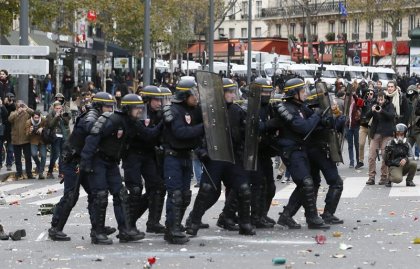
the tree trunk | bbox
[103,37,107,92]
[391,22,397,72]
[305,5,315,64]
[55,37,60,94]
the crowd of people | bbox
[1,66,420,247]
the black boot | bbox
[49,190,78,241]
[117,187,145,243]
[237,184,256,235]
[218,191,240,231]
[127,186,144,232]
[146,190,166,234]
[277,187,302,229]
[301,178,330,230]
[251,184,273,229]
[164,191,189,244]
[262,180,276,225]
[186,183,217,236]
[91,191,113,245]
[321,181,344,225]
[0,225,9,240]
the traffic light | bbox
[228,42,235,56]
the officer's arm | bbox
[136,120,162,139]
[171,112,204,139]
[290,112,321,135]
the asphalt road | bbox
[1,145,420,269]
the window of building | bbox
[328,21,335,33]
[382,20,388,33]
[353,19,359,34]
[241,28,247,38]
[275,24,281,37]
[290,24,296,36]
[311,23,317,35]
[229,28,235,39]
[218,28,224,39]
[242,1,248,17]
[228,4,236,20]
[256,1,262,18]
[367,19,374,33]
[255,27,262,37]
[397,19,402,37]
[410,15,416,31]
[340,20,347,33]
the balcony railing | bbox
[262,2,341,18]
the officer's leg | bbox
[90,157,112,245]
[405,160,417,186]
[288,151,329,230]
[141,156,166,233]
[122,153,144,232]
[109,163,144,243]
[180,158,193,225]
[48,161,78,241]
[261,156,276,224]
[163,156,189,244]
[186,160,223,236]
[315,150,344,224]
[250,170,266,227]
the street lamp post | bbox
[209,0,215,72]
[143,0,151,86]
[247,0,252,84]
[18,0,29,103]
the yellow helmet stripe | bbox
[261,85,273,88]
[223,83,237,88]
[141,92,172,96]
[283,82,305,91]
[176,87,193,91]
[121,101,144,105]
[92,98,115,102]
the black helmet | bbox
[121,94,145,114]
[283,78,306,99]
[91,92,115,109]
[254,77,273,93]
[173,78,197,103]
[141,85,172,101]
[222,78,238,92]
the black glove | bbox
[194,148,210,162]
[80,161,93,173]
[321,115,335,129]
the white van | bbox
[287,64,318,85]
[367,67,396,87]
[344,66,368,83]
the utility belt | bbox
[164,148,193,159]
[128,147,155,156]
[97,151,120,163]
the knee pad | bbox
[302,176,314,189]
[182,190,192,207]
[128,186,142,198]
[169,190,183,206]
[334,177,344,191]
[95,191,109,206]
[238,184,251,200]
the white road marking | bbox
[342,177,367,198]
[0,183,33,192]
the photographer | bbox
[365,92,396,185]
[356,89,376,169]
[8,100,34,179]
[26,111,47,179]
[384,124,416,187]
[45,101,70,179]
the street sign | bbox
[353,55,360,64]
[0,45,49,56]
[0,59,49,75]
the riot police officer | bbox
[186,78,255,237]
[49,92,117,241]
[123,85,170,234]
[274,78,329,230]
[80,94,146,245]
[250,77,277,228]
[162,78,204,244]
[278,85,345,228]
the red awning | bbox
[372,41,409,56]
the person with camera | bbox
[26,111,47,179]
[356,89,376,169]
[384,123,417,187]
[46,101,70,179]
[8,100,34,179]
[365,92,396,185]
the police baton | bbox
[200,162,218,192]
[303,106,331,141]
